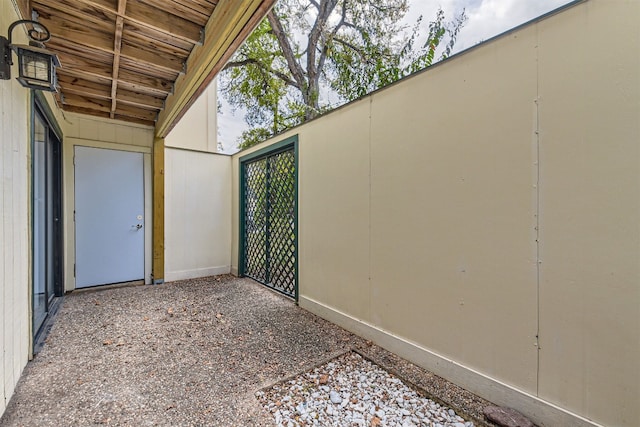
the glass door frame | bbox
[31,92,64,345]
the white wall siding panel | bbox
[536,2,640,425]
[164,81,231,282]
[165,82,218,153]
[370,24,539,394]
[165,148,232,281]
[0,0,31,415]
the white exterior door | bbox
[75,146,145,288]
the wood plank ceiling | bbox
[23,0,274,130]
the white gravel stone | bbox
[329,390,342,404]
[257,352,475,427]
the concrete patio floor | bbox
[0,276,494,426]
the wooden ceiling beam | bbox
[57,75,111,98]
[55,52,113,80]
[110,0,126,118]
[48,39,113,65]
[118,58,178,82]
[33,0,115,32]
[120,43,185,74]
[46,30,184,76]
[40,18,114,52]
[73,0,203,45]
[62,93,158,122]
[35,1,193,59]
[63,105,110,120]
[78,0,117,10]
[117,69,173,95]
[122,29,191,58]
[58,75,165,110]
[171,0,216,17]
[138,0,210,27]
[125,1,203,44]
[114,91,165,110]
[122,22,195,52]
[55,53,173,97]
[64,105,155,126]
[156,0,276,138]
[115,105,158,122]
[61,92,113,112]
[113,114,155,126]
[57,67,111,86]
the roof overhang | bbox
[15,0,275,137]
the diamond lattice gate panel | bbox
[241,141,297,299]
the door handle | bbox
[133,224,143,230]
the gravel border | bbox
[257,351,475,427]
[0,276,497,426]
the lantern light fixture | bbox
[0,19,60,92]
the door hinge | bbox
[73,210,76,222]
[74,263,76,277]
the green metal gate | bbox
[239,137,298,300]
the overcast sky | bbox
[217,0,573,153]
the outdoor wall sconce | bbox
[0,20,60,92]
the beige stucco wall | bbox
[164,148,232,281]
[0,0,33,414]
[232,1,639,426]
[61,113,155,291]
[165,81,218,153]
[536,2,640,424]
[369,20,539,392]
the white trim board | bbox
[299,296,604,427]
[165,266,231,282]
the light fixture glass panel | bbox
[20,50,50,82]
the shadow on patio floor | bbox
[0,276,493,426]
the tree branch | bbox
[307,0,339,81]
[318,0,347,74]
[224,58,300,89]
[332,37,368,60]
[267,9,307,90]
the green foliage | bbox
[221,0,467,149]
[238,127,275,150]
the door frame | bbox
[69,144,153,289]
[31,92,64,344]
[238,135,299,300]
[73,146,147,288]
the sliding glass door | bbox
[33,100,62,340]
